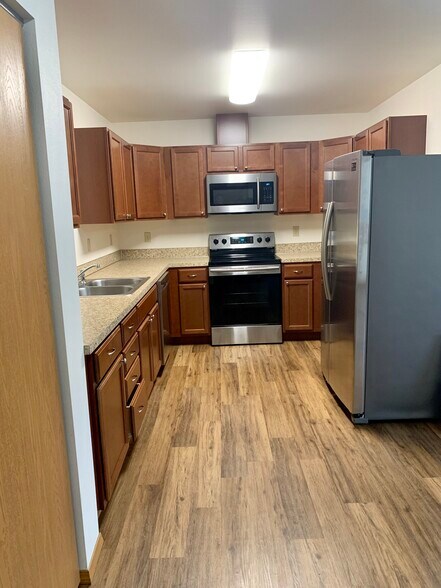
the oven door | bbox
[206,173,277,214]
[209,265,282,345]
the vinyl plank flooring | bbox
[91,341,441,588]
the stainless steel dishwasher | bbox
[157,272,171,369]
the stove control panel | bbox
[209,232,275,250]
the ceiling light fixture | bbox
[229,49,269,105]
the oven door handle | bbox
[209,265,281,277]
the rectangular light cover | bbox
[229,50,269,105]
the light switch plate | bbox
[292,226,300,237]
[144,232,151,243]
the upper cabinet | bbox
[276,142,311,214]
[206,143,275,173]
[354,116,427,155]
[170,146,206,218]
[75,128,136,223]
[62,97,81,226]
[133,145,167,219]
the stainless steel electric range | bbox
[208,232,282,346]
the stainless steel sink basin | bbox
[78,277,149,297]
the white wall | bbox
[13,0,99,570]
[367,63,441,154]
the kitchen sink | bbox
[78,277,149,297]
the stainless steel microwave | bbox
[206,172,277,214]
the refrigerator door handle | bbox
[321,201,334,301]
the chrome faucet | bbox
[78,264,100,286]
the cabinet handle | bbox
[320,206,324,212]
[244,166,248,170]
[130,350,136,356]
[131,375,138,382]
[202,284,206,289]
[137,405,145,414]
[234,166,238,171]
[122,357,127,364]
[293,270,303,274]
[107,348,116,356]
[127,213,132,219]
[188,274,197,278]
[280,208,284,213]
[127,323,135,330]
[200,211,204,216]
[163,212,167,217]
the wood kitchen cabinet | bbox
[75,127,136,223]
[282,262,322,337]
[171,146,206,217]
[96,354,129,501]
[62,96,81,226]
[354,116,427,154]
[179,283,210,335]
[133,145,168,218]
[206,143,275,173]
[276,142,311,213]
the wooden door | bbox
[353,130,368,152]
[368,119,388,150]
[171,146,206,217]
[97,356,129,500]
[276,142,311,213]
[149,302,162,380]
[316,136,353,212]
[122,141,136,220]
[206,145,240,172]
[108,131,127,220]
[283,279,314,331]
[138,316,155,394]
[241,143,275,171]
[133,145,167,218]
[0,7,79,586]
[62,96,81,226]
[179,283,210,335]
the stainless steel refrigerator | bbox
[321,150,441,423]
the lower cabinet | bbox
[179,283,210,335]
[282,262,322,337]
[97,356,129,501]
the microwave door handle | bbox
[256,176,260,210]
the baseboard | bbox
[283,331,320,341]
[79,533,104,586]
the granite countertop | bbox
[80,242,321,354]
[80,256,208,354]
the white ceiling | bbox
[55,0,441,122]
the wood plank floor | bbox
[92,342,441,588]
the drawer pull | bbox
[293,270,303,274]
[137,405,145,414]
[122,357,127,364]
[107,348,116,356]
[130,350,137,357]
[188,274,197,278]
[131,375,138,382]
[127,323,135,330]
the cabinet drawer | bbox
[178,267,208,283]
[121,307,140,345]
[284,263,313,279]
[123,335,139,373]
[124,355,141,402]
[94,327,123,382]
[129,379,150,441]
[137,285,157,323]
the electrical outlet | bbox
[109,233,113,246]
[144,232,151,243]
[292,226,300,237]
[87,238,91,252]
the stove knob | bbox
[265,236,271,243]
[213,239,219,245]
[257,237,262,243]
[222,238,227,245]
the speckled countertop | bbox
[80,242,321,355]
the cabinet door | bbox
[62,96,81,226]
[206,146,240,172]
[316,136,353,212]
[149,302,162,380]
[108,131,127,221]
[122,141,136,220]
[97,356,129,500]
[276,142,311,213]
[171,146,206,218]
[133,145,167,219]
[242,143,275,171]
[368,119,388,151]
[179,283,210,335]
[138,316,155,394]
[353,130,368,152]
[283,279,313,331]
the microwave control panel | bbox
[259,181,275,204]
